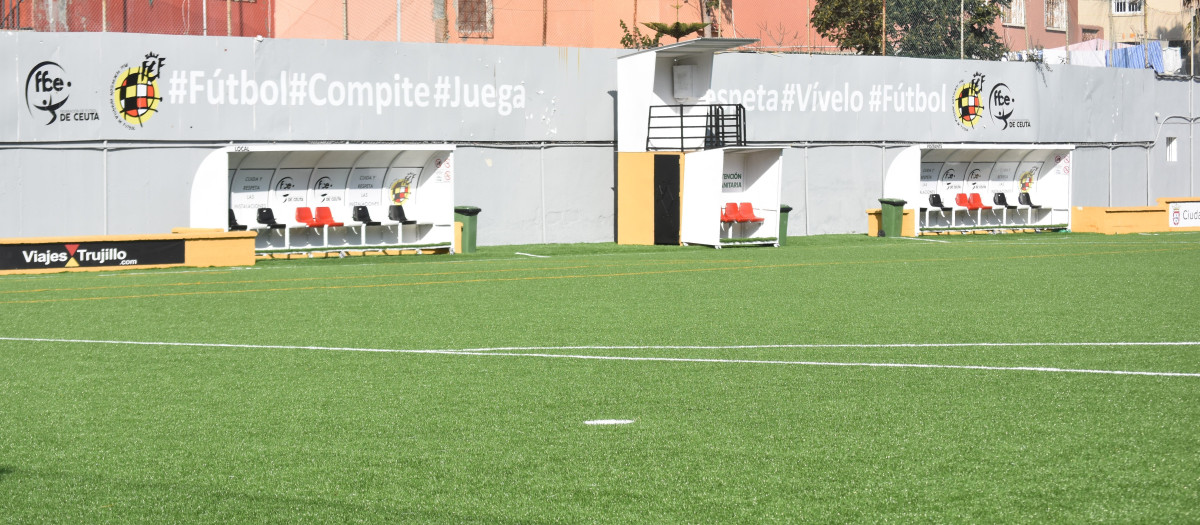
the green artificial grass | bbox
[1,233,1198,522]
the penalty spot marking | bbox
[584,419,635,425]
[1,336,1198,378]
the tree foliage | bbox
[619,20,662,49]
[812,0,884,55]
[812,0,1011,60]
[642,21,711,43]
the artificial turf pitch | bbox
[0,233,1197,522]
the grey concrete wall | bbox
[452,146,615,246]
[2,32,1197,243]
[6,32,622,143]
[1072,147,1113,207]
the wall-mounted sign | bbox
[1169,201,1200,228]
[0,240,184,270]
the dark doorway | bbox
[653,155,681,245]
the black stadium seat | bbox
[256,207,285,229]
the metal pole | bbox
[343,0,348,39]
[1065,0,1071,64]
[396,0,401,41]
[881,0,886,56]
[960,0,964,60]
[1143,1,1149,68]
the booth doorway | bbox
[654,154,681,245]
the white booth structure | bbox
[681,148,784,247]
[883,144,1073,234]
[616,38,789,247]
[190,145,455,253]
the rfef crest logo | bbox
[111,52,166,129]
[390,175,415,205]
[1018,168,1037,192]
[951,72,1031,132]
[952,72,986,130]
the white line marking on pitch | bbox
[1,336,1198,378]
[469,341,1200,350]
[584,419,634,425]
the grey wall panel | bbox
[1110,147,1150,207]
[452,146,615,246]
[452,147,546,246]
[0,149,107,238]
[805,146,883,235]
[780,148,808,236]
[14,33,107,142]
[708,54,1156,144]
[1151,122,1193,200]
[6,32,623,143]
[541,147,615,244]
[1071,147,1112,207]
[105,147,219,235]
[0,150,21,231]
[1037,64,1156,143]
[2,35,18,142]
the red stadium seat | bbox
[967,193,991,210]
[721,202,739,223]
[955,193,972,209]
[295,207,319,227]
[739,202,764,222]
[314,207,344,227]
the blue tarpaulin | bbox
[1107,43,1165,74]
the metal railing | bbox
[646,104,746,152]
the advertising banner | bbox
[1169,201,1200,228]
[0,240,185,270]
[7,32,621,143]
[708,53,1157,144]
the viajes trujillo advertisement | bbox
[0,241,185,270]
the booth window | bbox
[1112,0,1142,15]
[1002,0,1025,26]
[1045,0,1066,30]
[1167,137,1178,162]
[457,0,493,37]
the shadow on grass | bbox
[0,466,13,480]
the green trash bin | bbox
[454,206,482,253]
[877,198,906,238]
[778,205,793,246]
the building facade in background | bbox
[1,0,841,52]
